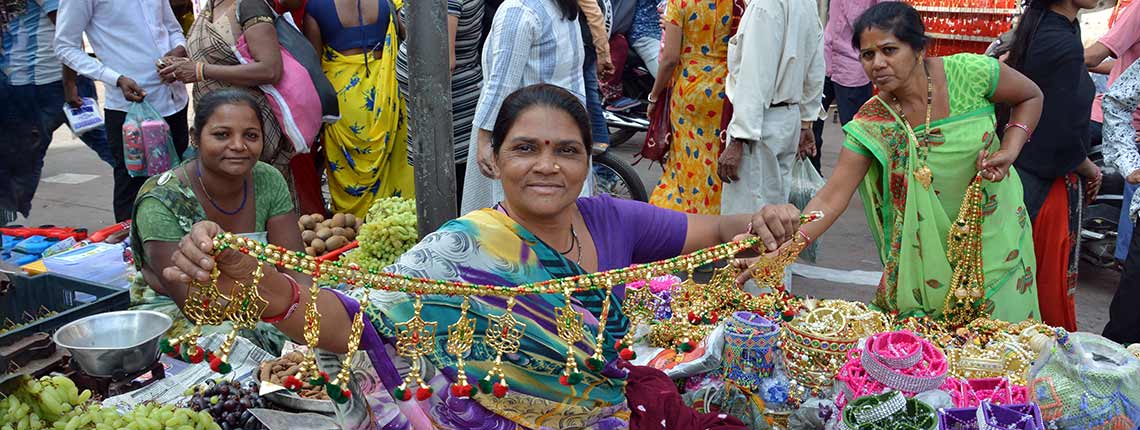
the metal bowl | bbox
[52,310,172,377]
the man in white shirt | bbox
[719,0,825,214]
[53,0,190,222]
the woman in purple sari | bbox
[163,84,771,429]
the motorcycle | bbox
[603,50,655,148]
[1082,141,1126,268]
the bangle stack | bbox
[722,311,780,390]
[841,391,938,430]
[835,330,950,411]
[780,300,887,406]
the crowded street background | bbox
[3,0,1140,427]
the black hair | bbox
[851,2,928,52]
[554,0,581,21]
[1005,0,1063,70]
[191,88,264,143]
[491,84,592,154]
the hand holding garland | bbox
[163,220,358,354]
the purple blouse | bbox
[576,195,688,296]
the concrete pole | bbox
[405,0,457,237]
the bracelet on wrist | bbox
[1003,122,1031,139]
[262,271,302,324]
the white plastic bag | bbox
[62,97,104,135]
[790,158,825,262]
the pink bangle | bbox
[866,330,923,368]
[1003,122,1032,138]
[261,272,301,324]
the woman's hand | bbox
[159,59,199,84]
[744,204,802,252]
[977,148,1015,182]
[162,220,259,287]
[1128,169,1140,185]
[476,130,497,179]
[729,235,800,287]
[1077,158,1103,202]
[1085,170,1103,202]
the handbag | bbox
[236,0,339,119]
[234,0,340,153]
[637,88,672,163]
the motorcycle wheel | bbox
[593,151,648,202]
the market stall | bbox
[907,0,1021,56]
[3,208,1140,430]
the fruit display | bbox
[258,352,329,400]
[298,213,362,257]
[0,375,219,430]
[185,379,274,430]
[342,197,418,272]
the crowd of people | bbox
[2,0,1140,408]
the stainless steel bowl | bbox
[52,310,172,377]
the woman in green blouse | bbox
[129,89,304,354]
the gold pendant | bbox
[915,165,934,189]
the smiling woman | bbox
[127,89,306,355]
[160,84,806,429]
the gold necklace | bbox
[891,62,935,189]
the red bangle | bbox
[262,272,301,324]
[1003,122,1032,138]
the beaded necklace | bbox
[167,211,825,403]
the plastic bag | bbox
[122,101,179,177]
[790,158,825,262]
[62,97,104,135]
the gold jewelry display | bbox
[161,267,226,364]
[447,296,477,398]
[780,300,888,406]
[943,174,987,327]
[212,263,267,373]
[393,295,435,402]
[943,339,1033,386]
[171,212,824,404]
[281,271,325,395]
[556,288,586,386]
[481,297,525,398]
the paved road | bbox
[18,109,1123,333]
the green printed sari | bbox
[841,54,1040,322]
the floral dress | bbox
[842,54,1040,322]
[647,0,732,214]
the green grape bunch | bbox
[0,375,219,430]
[343,197,418,272]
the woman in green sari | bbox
[745,2,1045,322]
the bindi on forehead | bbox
[544,140,552,146]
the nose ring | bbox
[554,164,561,171]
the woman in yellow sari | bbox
[303,0,415,217]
